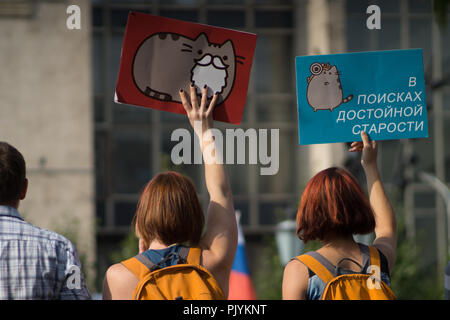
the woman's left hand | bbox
[179,84,218,137]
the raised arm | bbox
[179,85,237,287]
[349,131,397,273]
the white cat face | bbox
[191,60,227,98]
[189,35,233,98]
[315,66,339,86]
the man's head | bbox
[0,142,28,208]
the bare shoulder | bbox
[103,263,139,300]
[282,258,309,300]
[106,263,136,279]
[284,258,309,278]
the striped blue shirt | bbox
[0,205,91,300]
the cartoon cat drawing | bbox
[133,32,244,104]
[306,62,353,112]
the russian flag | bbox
[228,211,256,300]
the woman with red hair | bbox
[282,132,397,300]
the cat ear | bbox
[194,33,209,46]
[220,39,234,52]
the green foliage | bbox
[252,234,322,300]
[253,235,284,300]
[390,218,445,299]
[110,229,139,264]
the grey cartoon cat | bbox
[306,62,353,112]
[133,32,244,104]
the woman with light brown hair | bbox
[102,85,237,299]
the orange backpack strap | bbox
[296,252,335,283]
[121,255,155,280]
[368,246,381,269]
[186,247,202,265]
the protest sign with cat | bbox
[115,12,257,125]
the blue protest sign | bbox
[295,49,428,145]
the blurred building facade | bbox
[0,0,449,292]
[0,0,96,288]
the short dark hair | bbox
[296,167,375,243]
[0,142,26,204]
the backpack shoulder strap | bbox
[121,254,156,280]
[186,246,202,265]
[368,245,381,269]
[296,252,335,283]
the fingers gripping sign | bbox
[200,85,209,115]
[179,85,218,134]
[349,131,378,168]
[179,86,220,165]
[190,83,199,111]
